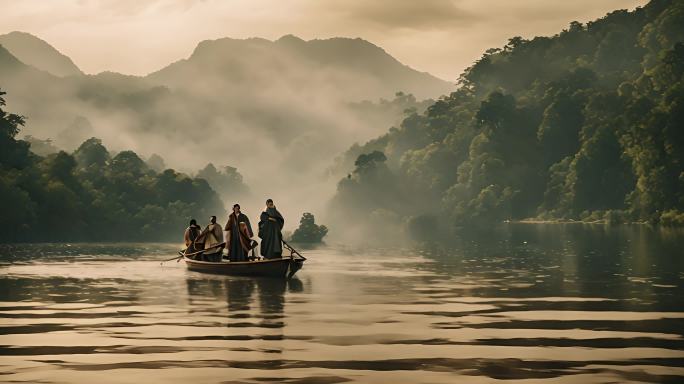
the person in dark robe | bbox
[225,204,254,262]
[258,199,284,259]
[183,219,203,259]
[197,216,225,262]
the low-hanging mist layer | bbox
[0,33,452,228]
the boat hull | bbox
[184,256,303,278]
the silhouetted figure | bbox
[259,199,284,259]
[225,204,254,262]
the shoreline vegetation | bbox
[3,0,684,245]
[512,219,649,225]
[329,0,684,238]
[0,88,226,243]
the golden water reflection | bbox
[0,224,683,383]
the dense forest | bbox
[0,90,226,242]
[3,0,682,243]
[330,0,684,238]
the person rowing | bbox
[196,216,225,262]
[183,219,203,259]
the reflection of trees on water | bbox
[416,224,684,309]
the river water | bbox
[1,224,683,383]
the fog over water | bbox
[1,1,684,382]
[0,225,682,383]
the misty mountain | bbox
[0,44,25,72]
[0,33,451,216]
[0,31,82,77]
[148,35,451,100]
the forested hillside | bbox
[0,89,225,242]
[330,0,684,237]
[0,34,448,218]
[0,34,449,175]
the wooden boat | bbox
[178,240,305,278]
[184,255,304,278]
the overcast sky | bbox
[0,0,647,81]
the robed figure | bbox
[225,204,254,262]
[197,216,224,261]
[259,199,284,259]
[183,219,203,257]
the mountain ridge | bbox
[0,31,82,77]
[0,31,448,184]
[0,32,452,100]
[146,34,452,100]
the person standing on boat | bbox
[258,199,284,259]
[197,216,224,262]
[183,219,203,258]
[225,204,254,262]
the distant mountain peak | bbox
[0,31,82,77]
[276,34,306,44]
[159,34,452,99]
[190,36,271,58]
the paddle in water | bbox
[282,240,307,260]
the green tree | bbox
[196,163,249,198]
[74,137,110,169]
[0,89,227,242]
[290,213,328,243]
[0,89,31,169]
[329,0,684,232]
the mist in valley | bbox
[0,32,451,239]
[4,3,684,383]
[3,0,680,245]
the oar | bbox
[282,240,307,260]
[160,250,186,265]
[160,241,226,265]
[161,236,200,265]
[183,242,225,258]
[177,237,201,262]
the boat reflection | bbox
[185,276,302,329]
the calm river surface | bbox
[1,224,683,383]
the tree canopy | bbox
[290,213,328,243]
[330,0,684,234]
[0,92,225,242]
[196,163,250,199]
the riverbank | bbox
[511,213,684,227]
[510,219,650,225]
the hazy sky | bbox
[1,0,647,81]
